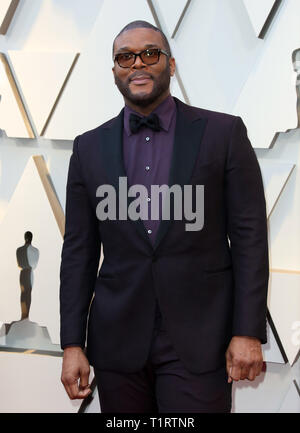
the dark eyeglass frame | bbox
[114,48,170,68]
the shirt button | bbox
[147,197,151,202]
[147,229,152,234]
[145,137,150,142]
[145,166,150,171]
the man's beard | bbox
[114,63,171,107]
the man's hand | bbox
[225,336,264,383]
[61,346,92,400]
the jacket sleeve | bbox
[60,135,101,349]
[225,116,269,344]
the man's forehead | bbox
[114,28,164,52]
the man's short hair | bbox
[113,20,172,57]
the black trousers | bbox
[94,302,232,413]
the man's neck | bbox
[124,90,171,116]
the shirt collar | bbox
[124,94,176,137]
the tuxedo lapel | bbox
[98,108,126,189]
[153,98,207,251]
[98,98,208,252]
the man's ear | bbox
[169,57,176,77]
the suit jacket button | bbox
[152,254,158,262]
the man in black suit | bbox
[60,21,269,413]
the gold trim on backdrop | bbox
[0,0,20,35]
[41,53,80,136]
[0,52,35,138]
[146,0,190,105]
[267,165,296,219]
[270,268,300,275]
[33,155,65,237]
[171,0,192,39]
[259,0,283,39]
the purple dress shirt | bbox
[123,94,177,247]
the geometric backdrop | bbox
[0,0,299,412]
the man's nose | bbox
[132,55,146,69]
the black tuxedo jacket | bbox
[60,97,269,374]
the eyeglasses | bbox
[114,48,170,68]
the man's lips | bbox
[130,75,153,85]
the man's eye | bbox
[119,53,133,60]
[145,50,157,57]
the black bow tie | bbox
[129,112,161,134]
